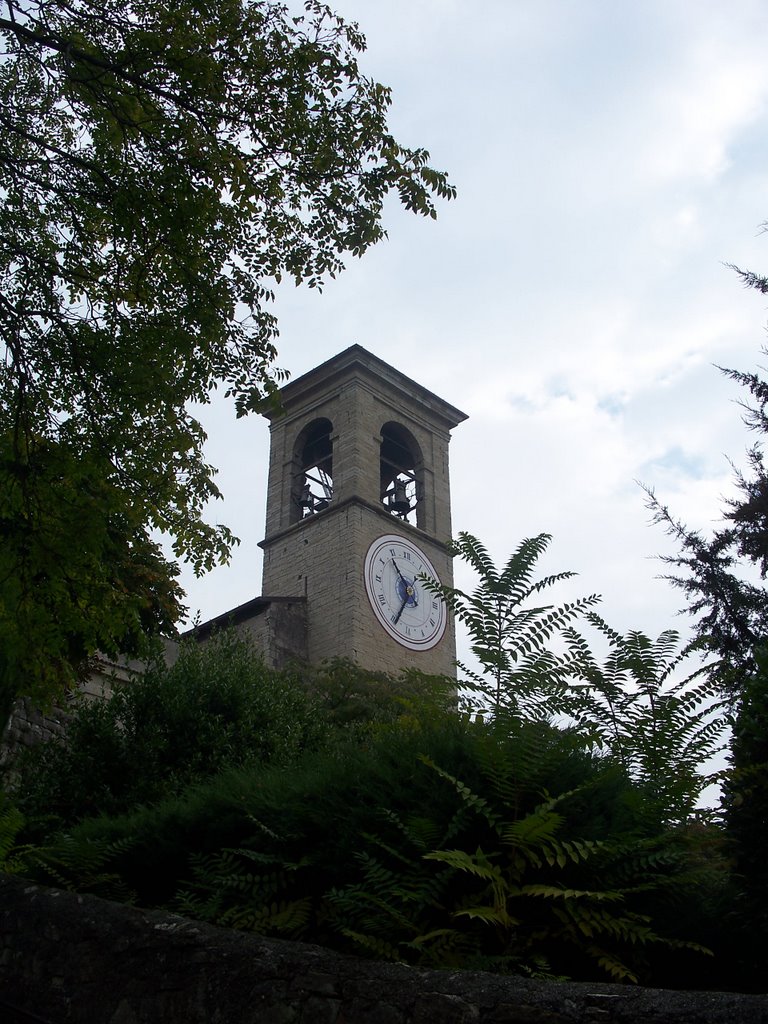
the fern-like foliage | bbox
[563,613,727,824]
[326,808,477,969]
[19,832,137,903]
[1,786,137,899]
[421,759,712,983]
[426,530,724,826]
[325,724,710,982]
[0,799,27,874]
[175,847,312,938]
[424,532,600,718]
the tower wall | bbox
[261,499,457,676]
[260,346,466,677]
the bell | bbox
[300,482,314,510]
[390,480,410,515]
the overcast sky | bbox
[178,0,768,669]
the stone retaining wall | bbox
[0,695,73,769]
[1,876,766,1024]
[0,660,127,780]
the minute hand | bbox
[392,558,409,584]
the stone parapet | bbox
[1,877,766,1024]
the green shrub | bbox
[17,710,719,984]
[322,717,711,983]
[14,631,323,831]
[12,639,459,839]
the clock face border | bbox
[363,534,447,651]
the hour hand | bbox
[393,593,409,625]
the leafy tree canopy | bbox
[564,614,725,826]
[643,262,768,961]
[0,0,454,699]
[425,531,601,718]
[427,532,726,826]
[644,263,768,686]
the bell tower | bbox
[260,346,467,677]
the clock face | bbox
[363,534,447,651]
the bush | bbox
[11,638,457,836]
[7,622,733,986]
[14,631,323,831]
[16,710,722,984]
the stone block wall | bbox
[262,497,457,676]
[0,645,179,774]
[1,876,766,1024]
[0,695,73,771]
[0,658,128,776]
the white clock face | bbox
[363,534,447,651]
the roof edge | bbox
[262,344,468,429]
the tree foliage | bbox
[643,484,768,687]
[0,441,183,708]
[564,614,726,825]
[429,533,727,826]
[643,265,768,683]
[719,646,768,976]
[643,259,768,970]
[425,532,600,717]
[0,0,454,699]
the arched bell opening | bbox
[380,422,424,528]
[291,418,334,523]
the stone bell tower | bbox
[259,345,467,677]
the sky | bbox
[178,0,768,671]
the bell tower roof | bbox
[262,344,468,432]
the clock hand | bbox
[393,592,409,625]
[391,558,409,585]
